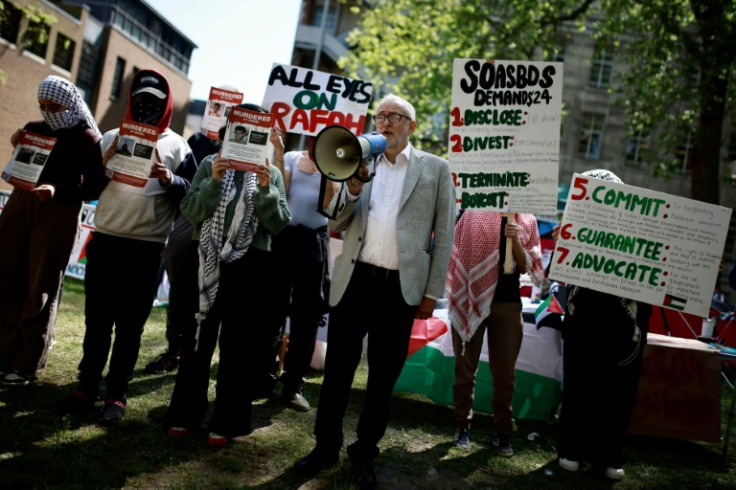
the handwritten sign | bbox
[261,63,373,136]
[449,59,563,215]
[550,173,732,317]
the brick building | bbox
[0,0,196,191]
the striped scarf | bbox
[197,168,258,319]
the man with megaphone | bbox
[294,94,455,489]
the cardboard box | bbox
[629,333,722,442]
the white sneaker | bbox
[558,457,580,472]
[605,467,625,480]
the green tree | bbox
[0,0,57,84]
[340,0,736,204]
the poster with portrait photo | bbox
[200,86,244,140]
[221,106,274,172]
[105,120,159,187]
[1,130,57,190]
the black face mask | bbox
[131,93,166,126]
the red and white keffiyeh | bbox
[446,211,545,345]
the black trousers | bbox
[163,215,199,356]
[313,262,417,460]
[79,232,164,399]
[166,247,278,437]
[271,225,329,391]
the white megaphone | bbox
[313,125,387,182]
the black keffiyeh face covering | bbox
[131,93,166,126]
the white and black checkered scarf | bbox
[37,75,100,135]
[196,168,259,321]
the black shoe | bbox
[492,432,514,457]
[293,446,339,476]
[144,351,180,374]
[58,390,96,414]
[99,397,126,426]
[281,389,310,411]
[350,459,377,490]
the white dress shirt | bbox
[357,144,412,270]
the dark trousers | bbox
[313,262,417,460]
[0,190,80,375]
[166,247,278,437]
[163,215,199,356]
[271,225,329,391]
[79,232,164,398]
[557,298,645,468]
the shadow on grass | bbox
[1,366,735,488]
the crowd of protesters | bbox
[0,73,663,488]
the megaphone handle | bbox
[354,160,376,183]
[317,174,338,219]
[503,212,514,274]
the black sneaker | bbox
[144,352,180,374]
[492,432,514,457]
[281,390,310,411]
[452,428,471,450]
[99,397,126,426]
[58,390,97,414]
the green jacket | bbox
[180,154,291,251]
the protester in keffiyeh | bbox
[0,76,104,387]
[165,103,291,446]
[555,169,650,481]
[446,211,545,456]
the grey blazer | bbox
[327,147,455,306]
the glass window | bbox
[0,0,22,44]
[578,113,604,160]
[589,47,614,88]
[676,132,697,174]
[23,19,50,58]
[312,3,337,32]
[111,56,126,99]
[52,33,75,71]
[625,130,650,166]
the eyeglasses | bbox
[373,113,410,125]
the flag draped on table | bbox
[395,308,563,420]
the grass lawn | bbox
[0,276,735,488]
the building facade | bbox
[0,0,196,191]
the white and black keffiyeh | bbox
[197,168,259,319]
[37,75,100,135]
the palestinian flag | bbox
[395,308,563,420]
[534,294,564,331]
[663,294,687,311]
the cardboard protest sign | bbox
[2,131,56,190]
[221,107,274,172]
[262,63,373,136]
[105,120,159,187]
[200,86,243,140]
[549,173,732,318]
[449,59,563,215]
